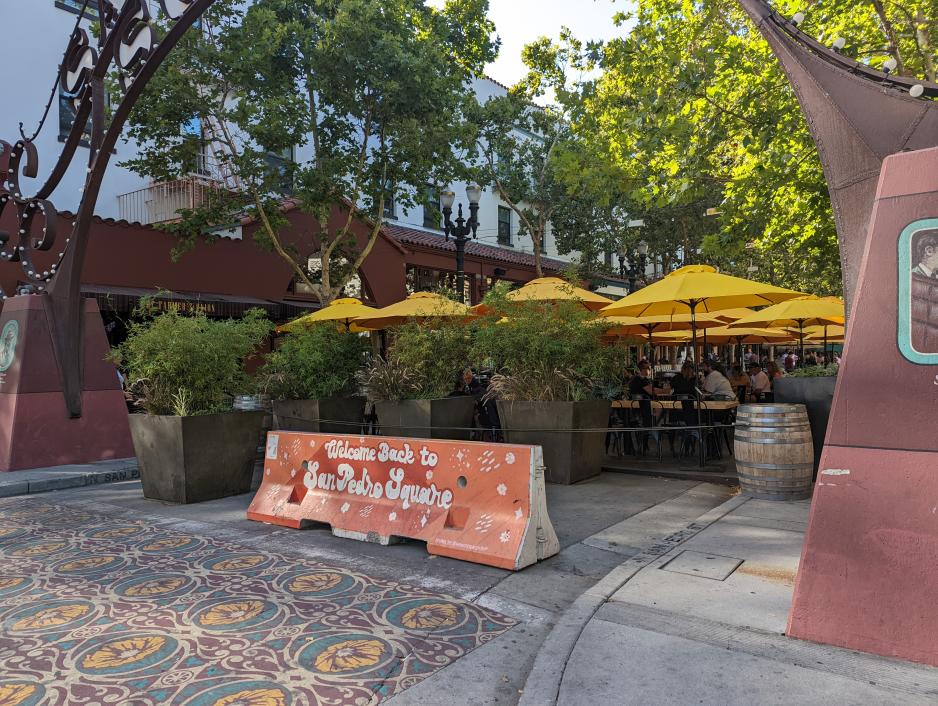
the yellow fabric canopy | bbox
[729,295,845,329]
[601,265,804,318]
[507,277,613,312]
[354,291,474,329]
[803,324,845,342]
[277,298,376,334]
[652,326,796,345]
[712,308,758,323]
[603,312,726,338]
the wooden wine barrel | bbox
[734,404,814,501]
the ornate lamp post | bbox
[441,183,482,303]
[618,241,649,294]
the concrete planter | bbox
[773,376,836,475]
[272,397,366,435]
[497,399,611,485]
[129,411,265,504]
[375,397,476,441]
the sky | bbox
[428,0,634,88]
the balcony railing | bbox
[117,175,231,226]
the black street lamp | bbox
[618,241,649,294]
[441,184,482,303]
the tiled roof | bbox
[383,223,569,272]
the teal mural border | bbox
[898,218,938,365]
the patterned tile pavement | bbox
[0,498,516,706]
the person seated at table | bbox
[701,360,735,398]
[450,367,484,397]
[748,361,771,400]
[729,364,749,388]
[628,360,668,398]
[670,362,697,396]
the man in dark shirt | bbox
[628,361,659,398]
[670,362,698,396]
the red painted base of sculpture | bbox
[0,295,134,472]
[787,147,938,667]
[789,445,938,666]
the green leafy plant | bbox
[360,316,471,401]
[111,308,273,416]
[471,284,627,401]
[258,325,369,400]
[786,364,839,378]
[357,357,423,402]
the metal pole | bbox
[455,235,466,304]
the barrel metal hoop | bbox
[736,460,814,471]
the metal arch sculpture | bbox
[738,0,938,668]
[0,0,216,418]
[736,0,938,310]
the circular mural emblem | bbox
[0,320,19,374]
[0,681,45,706]
[5,600,95,634]
[9,540,69,558]
[75,634,179,676]
[190,598,279,632]
[137,535,203,554]
[278,570,358,598]
[294,633,395,676]
[200,553,272,573]
[384,599,464,632]
[53,554,124,575]
[180,680,292,706]
[0,577,31,599]
[113,573,194,600]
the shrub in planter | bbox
[775,365,839,476]
[472,288,627,484]
[360,318,475,440]
[259,324,369,434]
[112,308,272,504]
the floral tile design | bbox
[0,499,516,706]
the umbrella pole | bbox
[647,327,654,368]
[799,320,805,367]
[690,302,705,468]
[824,325,829,364]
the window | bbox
[58,85,91,144]
[383,183,396,219]
[182,118,210,176]
[56,0,98,17]
[497,206,512,246]
[264,146,294,196]
[423,184,441,230]
[539,233,547,254]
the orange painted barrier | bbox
[248,432,560,570]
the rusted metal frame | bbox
[42,0,217,417]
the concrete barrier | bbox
[247,432,560,570]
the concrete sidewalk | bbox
[0,458,138,497]
[522,496,938,706]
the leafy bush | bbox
[786,364,839,378]
[112,308,272,416]
[259,325,369,400]
[470,284,627,401]
[360,317,471,401]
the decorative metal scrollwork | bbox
[0,0,215,298]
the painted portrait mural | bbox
[899,220,938,362]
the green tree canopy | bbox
[570,0,938,295]
[124,0,497,304]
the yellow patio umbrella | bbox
[506,277,614,312]
[277,298,376,334]
[652,326,796,345]
[712,308,758,323]
[354,291,474,330]
[805,324,845,342]
[729,295,845,362]
[603,312,726,362]
[600,265,804,365]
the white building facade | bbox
[1,3,579,270]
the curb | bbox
[0,460,139,498]
[518,494,750,706]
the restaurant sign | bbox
[248,433,559,570]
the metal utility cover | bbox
[660,550,743,581]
